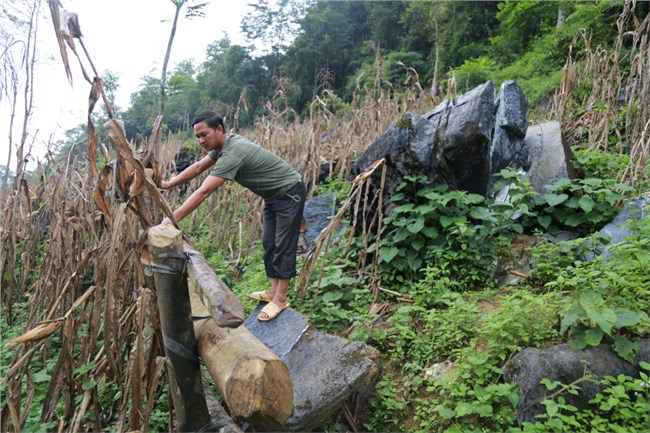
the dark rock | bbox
[173,146,196,173]
[302,194,337,251]
[503,340,650,424]
[351,111,437,222]
[351,81,498,225]
[489,81,529,192]
[245,304,382,431]
[318,160,339,184]
[426,80,496,195]
[282,331,381,431]
[244,306,310,359]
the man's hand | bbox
[161,217,173,225]
[161,180,172,189]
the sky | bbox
[1,0,251,170]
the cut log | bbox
[148,224,211,432]
[194,318,294,429]
[184,242,245,328]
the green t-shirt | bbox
[209,133,300,199]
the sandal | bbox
[246,291,272,303]
[257,302,290,322]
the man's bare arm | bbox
[162,155,215,189]
[164,175,226,223]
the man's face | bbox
[193,122,226,152]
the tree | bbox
[159,0,206,115]
[490,1,562,64]
[365,1,408,52]
[241,0,309,56]
[0,0,43,188]
[164,59,200,133]
[124,76,163,141]
[281,1,370,110]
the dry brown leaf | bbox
[4,320,63,347]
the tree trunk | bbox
[193,318,294,429]
[184,242,245,328]
[556,1,566,27]
[431,15,440,97]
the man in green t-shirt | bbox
[162,110,306,322]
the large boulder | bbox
[503,340,650,424]
[351,81,578,219]
[351,111,437,217]
[245,305,382,431]
[425,80,496,195]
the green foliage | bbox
[423,289,562,433]
[491,2,620,107]
[451,57,497,93]
[573,146,630,180]
[491,1,564,64]
[373,174,516,291]
[494,168,635,236]
[560,291,643,362]
[530,213,650,362]
[0,304,60,432]
[364,376,408,432]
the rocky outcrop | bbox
[351,80,576,219]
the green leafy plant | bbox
[494,168,635,236]
[374,175,517,291]
[560,291,643,362]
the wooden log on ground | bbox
[193,317,294,429]
[184,242,245,328]
[148,224,211,432]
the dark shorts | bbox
[262,181,306,279]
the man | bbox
[162,110,306,322]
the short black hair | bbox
[192,110,225,130]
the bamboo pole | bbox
[148,224,210,432]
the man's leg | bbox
[257,182,305,320]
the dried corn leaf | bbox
[4,320,63,346]
[93,164,114,227]
[47,0,73,83]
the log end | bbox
[148,224,182,249]
[226,358,294,428]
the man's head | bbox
[192,110,227,152]
[192,110,224,130]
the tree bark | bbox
[184,242,245,328]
